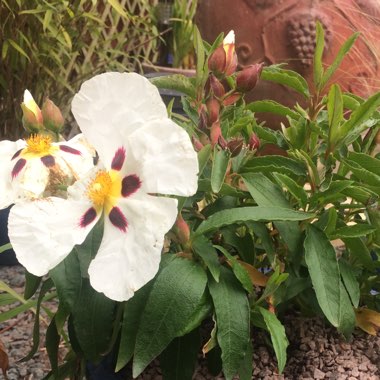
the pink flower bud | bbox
[21,90,43,132]
[42,98,64,133]
[236,63,263,92]
[227,138,244,157]
[192,136,204,152]
[198,109,208,131]
[210,121,222,146]
[175,213,190,244]
[206,97,220,124]
[208,45,227,74]
[249,133,260,150]
[223,92,241,106]
[205,74,225,98]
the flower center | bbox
[87,171,113,206]
[25,134,52,154]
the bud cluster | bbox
[195,30,262,154]
[21,90,64,136]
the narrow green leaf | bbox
[214,245,253,294]
[193,25,205,88]
[273,173,308,206]
[324,208,338,236]
[192,235,220,282]
[116,281,154,372]
[208,267,250,380]
[338,281,356,339]
[320,32,360,90]
[241,155,305,177]
[24,271,42,300]
[198,179,246,197]
[343,237,375,269]
[327,84,343,147]
[0,243,12,254]
[7,38,30,61]
[330,224,377,239]
[339,259,360,308]
[211,148,231,193]
[159,329,200,380]
[133,257,207,377]
[198,144,212,175]
[258,307,288,374]
[313,21,325,89]
[238,339,253,380]
[261,66,310,97]
[339,91,380,146]
[304,225,341,327]
[150,74,196,98]
[107,0,129,18]
[341,185,378,204]
[343,159,380,188]
[247,100,299,120]
[195,207,314,235]
[348,152,380,177]
[46,316,60,373]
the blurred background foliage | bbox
[0,0,161,140]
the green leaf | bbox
[7,38,30,61]
[247,100,299,120]
[150,74,196,98]
[238,340,253,380]
[348,152,380,177]
[106,0,129,18]
[343,159,380,188]
[208,267,250,380]
[198,144,212,175]
[259,266,289,301]
[0,243,12,254]
[339,91,380,146]
[258,307,289,374]
[191,235,221,282]
[214,245,253,294]
[71,279,116,362]
[273,173,308,206]
[339,259,360,308]
[133,257,207,377]
[330,224,377,239]
[343,237,375,270]
[46,316,60,373]
[241,156,306,177]
[304,225,341,327]
[320,32,360,90]
[193,25,206,89]
[198,179,246,197]
[327,84,344,147]
[261,66,309,97]
[159,329,200,380]
[338,281,356,339]
[211,148,231,193]
[195,207,314,235]
[313,21,325,89]
[341,185,378,204]
[24,271,41,300]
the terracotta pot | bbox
[197,0,380,128]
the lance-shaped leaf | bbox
[211,148,231,193]
[208,267,250,380]
[149,74,196,98]
[327,84,343,148]
[247,100,299,120]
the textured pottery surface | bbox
[197,0,380,128]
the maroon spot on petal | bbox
[60,145,81,155]
[111,147,126,171]
[11,158,27,179]
[109,206,128,232]
[11,149,23,160]
[121,175,141,197]
[41,155,55,168]
[80,207,97,228]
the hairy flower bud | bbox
[21,90,43,133]
[42,98,64,133]
[210,121,222,146]
[236,63,263,92]
[249,133,260,150]
[227,138,244,157]
[192,136,204,152]
[223,92,241,106]
[175,213,190,244]
[205,74,225,98]
[208,45,227,74]
[206,97,220,124]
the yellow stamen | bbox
[87,171,113,206]
[25,134,53,154]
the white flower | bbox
[8,72,199,301]
[0,133,94,209]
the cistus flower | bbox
[8,72,199,302]
[21,90,43,132]
[0,133,94,209]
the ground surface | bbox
[0,265,379,380]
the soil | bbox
[0,264,379,380]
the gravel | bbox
[1,264,379,379]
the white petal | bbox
[8,198,98,276]
[88,194,178,301]
[0,140,22,209]
[125,118,198,196]
[71,72,167,165]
